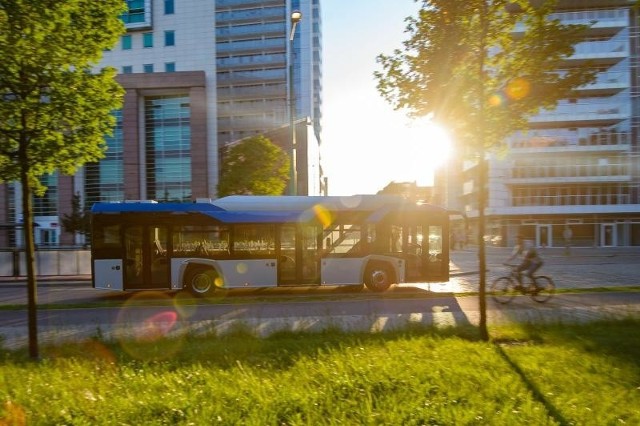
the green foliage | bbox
[0,0,126,358]
[0,0,126,191]
[1,320,639,424]
[374,0,597,154]
[61,192,90,237]
[217,135,290,196]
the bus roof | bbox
[211,195,446,213]
[91,195,448,224]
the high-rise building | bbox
[444,1,640,248]
[0,0,323,247]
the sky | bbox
[320,0,450,196]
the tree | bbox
[374,0,596,340]
[61,192,91,245]
[218,135,291,196]
[0,0,126,358]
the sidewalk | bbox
[448,245,640,293]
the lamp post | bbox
[288,10,302,195]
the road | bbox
[1,283,640,351]
[1,246,639,350]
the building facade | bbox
[0,0,323,247]
[446,1,640,248]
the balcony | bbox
[216,0,282,9]
[216,22,286,42]
[510,131,630,153]
[563,40,628,66]
[529,100,629,127]
[575,71,629,96]
[217,84,286,101]
[216,7,284,25]
[216,53,286,71]
[216,38,286,55]
[513,8,628,36]
[217,68,286,85]
[507,163,632,185]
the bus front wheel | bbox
[185,266,218,296]
[364,263,394,292]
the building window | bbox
[120,0,152,30]
[85,110,124,205]
[122,65,133,74]
[122,34,132,50]
[164,0,174,15]
[144,95,192,202]
[143,64,154,73]
[164,30,175,47]
[122,0,146,24]
[143,32,153,48]
[34,173,58,216]
[165,62,176,72]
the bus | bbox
[90,195,449,295]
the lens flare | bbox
[488,93,504,107]
[47,339,117,368]
[312,204,334,229]
[115,291,184,361]
[1,401,26,426]
[136,311,179,342]
[236,262,248,274]
[505,77,530,101]
[173,290,198,318]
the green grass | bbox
[1,320,639,425]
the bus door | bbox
[123,225,170,290]
[278,225,320,285]
[403,222,448,282]
[425,224,447,281]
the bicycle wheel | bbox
[530,276,555,303]
[490,276,517,304]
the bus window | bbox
[324,224,362,255]
[301,225,320,282]
[124,226,144,286]
[93,224,121,258]
[173,225,230,257]
[428,225,444,277]
[390,225,403,253]
[233,224,276,256]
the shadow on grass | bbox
[493,343,570,426]
[514,318,640,369]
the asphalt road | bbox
[1,283,640,351]
[1,246,639,350]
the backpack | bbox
[525,247,539,259]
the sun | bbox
[392,120,453,186]
[321,106,453,194]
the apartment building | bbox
[0,0,323,247]
[449,1,640,248]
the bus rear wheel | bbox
[364,263,394,292]
[185,266,219,297]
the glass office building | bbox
[0,0,323,247]
[444,1,640,247]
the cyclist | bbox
[506,235,543,286]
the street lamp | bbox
[288,10,302,195]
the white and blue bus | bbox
[91,195,449,295]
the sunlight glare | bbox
[395,120,453,186]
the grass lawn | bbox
[1,319,639,425]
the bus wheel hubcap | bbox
[371,270,387,285]
[193,274,212,293]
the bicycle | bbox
[490,264,555,304]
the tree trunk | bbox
[20,155,39,359]
[476,0,489,341]
[477,158,489,341]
